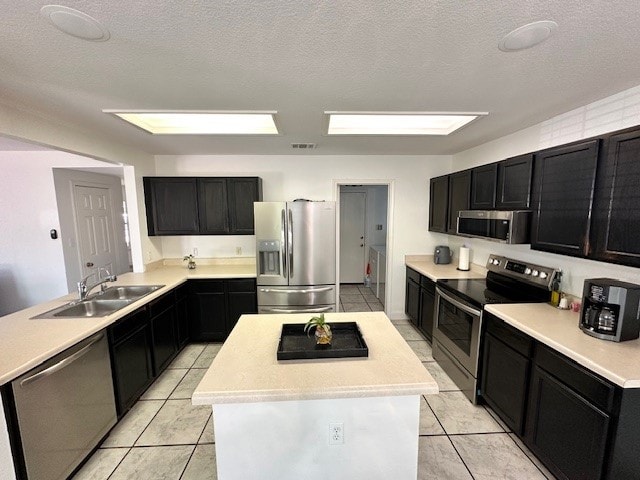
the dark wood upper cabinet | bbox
[228,178,262,234]
[198,178,228,234]
[531,140,600,257]
[496,154,533,209]
[143,177,199,235]
[144,176,262,236]
[591,127,640,267]
[470,163,498,209]
[447,170,471,234]
[428,175,449,233]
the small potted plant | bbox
[183,254,196,269]
[304,313,332,346]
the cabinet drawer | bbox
[148,291,175,318]
[189,280,225,294]
[535,344,615,413]
[485,313,534,358]
[110,308,148,344]
[406,267,420,284]
[226,278,256,293]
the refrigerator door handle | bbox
[288,208,294,278]
[259,287,334,294]
[281,208,287,279]
[262,306,334,313]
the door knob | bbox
[360,244,364,247]
[86,262,94,267]
[360,236,364,239]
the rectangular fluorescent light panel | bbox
[104,111,279,134]
[326,112,486,135]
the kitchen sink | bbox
[30,285,165,319]
[93,285,164,301]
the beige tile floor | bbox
[73,318,556,480]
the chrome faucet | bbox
[77,267,118,301]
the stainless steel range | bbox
[432,255,560,403]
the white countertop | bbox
[192,312,438,404]
[485,303,640,388]
[0,262,256,386]
[405,255,487,281]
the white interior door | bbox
[73,185,118,281]
[340,191,366,283]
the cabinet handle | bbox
[86,262,94,267]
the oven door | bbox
[433,287,483,376]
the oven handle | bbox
[435,287,482,317]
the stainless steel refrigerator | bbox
[254,201,336,313]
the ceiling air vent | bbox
[291,143,317,149]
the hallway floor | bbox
[72,320,555,480]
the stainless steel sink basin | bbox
[94,285,164,301]
[30,285,165,319]
[32,299,133,319]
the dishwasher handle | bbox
[20,332,105,388]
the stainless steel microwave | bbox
[456,210,531,244]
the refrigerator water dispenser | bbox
[258,240,281,275]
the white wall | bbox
[450,84,640,296]
[0,100,159,271]
[0,152,120,316]
[155,155,452,318]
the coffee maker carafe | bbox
[579,278,640,342]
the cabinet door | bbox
[470,163,497,209]
[418,285,435,342]
[496,154,533,209]
[429,175,449,233]
[150,307,177,375]
[481,332,530,435]
[228,178,262,234]
[447,170,471,234]
[405,279,421,327]
[525,366,609,480]
[531,140,599,257]
[143,177,199,235]
[226,279,257,333]
[175,296,189,349]
[591,128,640,267]
[198,178,229,234]
[110,313,154,416]
[189,281,227,341]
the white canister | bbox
[458,246,470,271]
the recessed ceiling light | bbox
[325,112,487,135]
[499,21,558,52]
[40,5,110,42]
[103,110,280,135]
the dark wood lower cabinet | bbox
[108,308,154,417]
[175,292,189,348]
[418,279,435,342]
[481,332,530,435]
[405,276,420,328]
[525,366,610,480]
[149,307,178,375]
[189,279,258,342]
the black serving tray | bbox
[277,322,369,360]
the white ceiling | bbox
[1,1,640,156]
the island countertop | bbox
[192,312,438,404]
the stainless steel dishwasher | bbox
[11,330,117,480]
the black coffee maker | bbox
[579,278,640,342]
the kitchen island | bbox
[192,312,438,480]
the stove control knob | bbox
[532,270,539,277]
[539,272,548,279]
[493,259,500,265]
[524,268,532,275]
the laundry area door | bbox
[340,191,367,283]
[73,185,118,281]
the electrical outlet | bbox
[147,251,152,261]
[236,246,242,255]
[329,423,344,445]
[193,247,198,256]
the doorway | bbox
[337,183,390,313]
